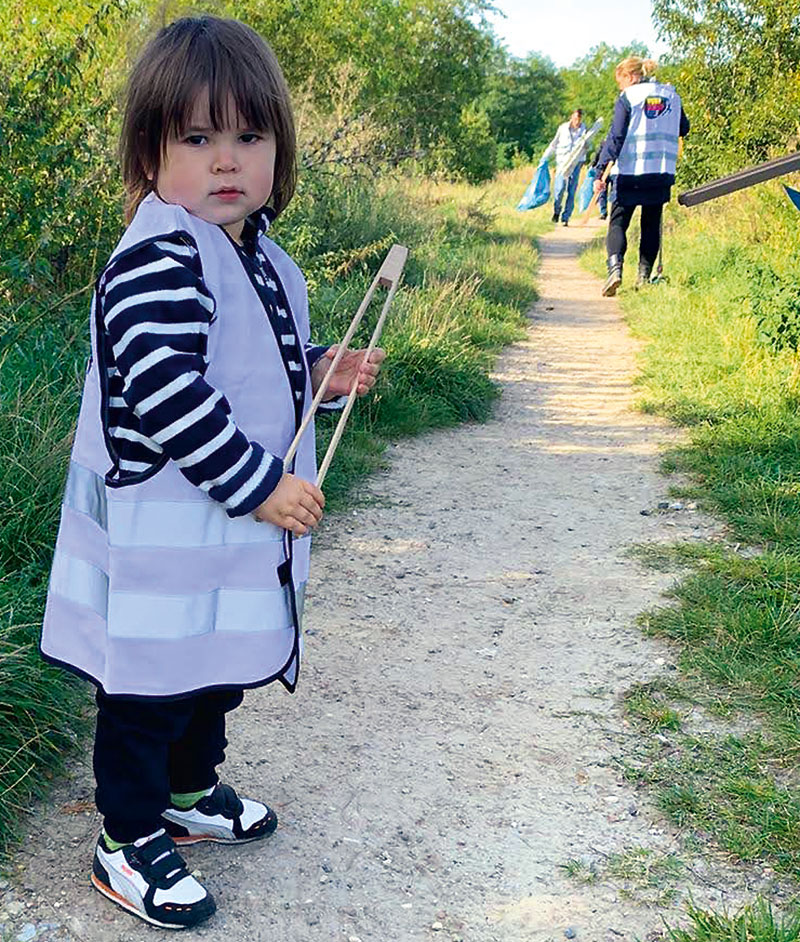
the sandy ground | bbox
[0,222,766,942]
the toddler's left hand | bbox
[312,346,386,399]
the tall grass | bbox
[0,167,546,853]
[582,184,800,881]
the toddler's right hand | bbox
[254,474,324,537]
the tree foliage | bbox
[653,0,800,183]
[481,52,566,161]
[560,42,650,129]
[0,1,130,328]
[209,0,497,167]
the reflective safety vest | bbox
[617,81,682,177]
[40,194,316,697]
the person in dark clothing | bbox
[593,56,689,296]
[590,150,609,220]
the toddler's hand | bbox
[312,345,386,399]
[254,474,324,536]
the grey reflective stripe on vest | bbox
[64,462,107,530]
[106,495,284,547]
[49,545,305,640]
[64,460,287,547]
[49,551,108,618]
[626,133,680,144]
[106,583,302,638]
[626,149,679,163]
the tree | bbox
[653,0,800,182]
[218,0,497,163]
[481,52,566,160]
[560,42,650,128]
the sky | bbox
[483,0,669,68]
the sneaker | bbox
[551,212,559,223]
[91,829,215,929]
[161,783,278,846]
[562,219,569,227]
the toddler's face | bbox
[155,91,276,242]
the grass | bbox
[0,166,548,855]
[560,857,599,884]
[606,847,685,906]
[581,182,800,891]
[666,898,800,942]
[561,846,685,907]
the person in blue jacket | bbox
[594,56,689,295]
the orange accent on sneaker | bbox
[91,874,135,909]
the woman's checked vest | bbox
[41,195,316,697]
[617,81,682,178]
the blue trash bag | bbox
[577,167,597,213]
[517,160,550,211]
[785,185,800,212]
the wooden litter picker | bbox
[284,243,409,486]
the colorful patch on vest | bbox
[644,96,670,119]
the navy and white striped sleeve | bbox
[305,343,329,369]
[100,238,283,517]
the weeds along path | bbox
[2,222,753,941]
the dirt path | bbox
[1,223,752,942]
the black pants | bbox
[94,688,244,843]
[606,201,663,268]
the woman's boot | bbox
[602,254,623,296]
[635,260,653,289]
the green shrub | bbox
[748,257,800,352]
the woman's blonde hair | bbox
[615,56,658,82]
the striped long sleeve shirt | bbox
[97,227,327,518]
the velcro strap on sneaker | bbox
[198,783,244,821]
[136,834,176,866]
[134,835,188,886]
[149,852,188,887]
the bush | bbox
[748,258,800,352]
[428,103,498,184]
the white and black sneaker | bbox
[91,829,215,929]
[161,783,278,846]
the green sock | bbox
[170,787,213,809]
[102,829,130,852]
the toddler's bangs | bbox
[122,16,297,220]
[164,53,283,141]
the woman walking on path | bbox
[593,56,689,296]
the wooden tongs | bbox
[284,243,409,486]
